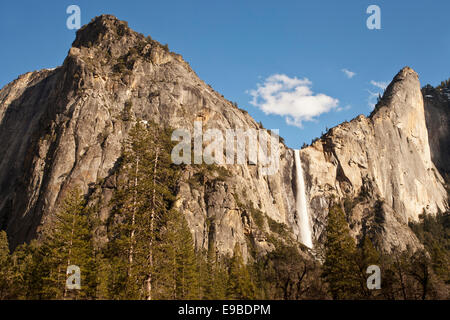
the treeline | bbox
[0,122,257,300]
[0,122,449,300]
[320,204,449,299]
[0,216,257,300]
[437,78,450,90]
[254,204,449,300]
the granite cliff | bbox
[0,15,447,260]
[301,67,448,252]
[423,81,450,182]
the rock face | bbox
[423,83,450,181]
[0,15,298,258]
[0,15,447,258]
[301,67,448,252]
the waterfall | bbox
[294,149,313,249]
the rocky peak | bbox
[370,67,432,168]
[300,66,447,251]
[372,66,420,116]
[69,14,181,75]
[393,66,418,81]
[72,15,133,49]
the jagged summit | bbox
[70,14,180,65]
[66,14,187,81]
[72,14,133,49]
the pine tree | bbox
[194,250,208,299]
[11,240,47,299]
[212,257,229,299]
[356,236,380,298]
[0,231,14,299]
[155,210,199,299]
[322,204,360,299]
[39,188,97,299]
[174,212,198,299]
[430,242,449,284]
[227,243,256,299]
[107,121,180,300]
[203,247,228,299]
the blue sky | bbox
[1,0,449,149]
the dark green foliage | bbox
[267,216,290,240]
[409,211,450,284]
[188,164,231,188]
[437,78,450,89]
[0,231,14,299]
[11,240,47,299]
[113,49,138,75]
[113,56,129,74]
[250,208,265,230]
[202,248,228,299]
[355,237,381,298]
[408,250,433,300]
[104,121,180,299]
[5,189,98,300]
[154,210,199,299]
[39,188,98,299]
[343,197,356,214]
[227,244,256,299]
[321,205,360,299]
[116,23,128,37]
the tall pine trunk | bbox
[63,213,76,299]
[128,157,139,280]
[145,148,159,300]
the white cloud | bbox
[342,68,356,79]
[248,74,339,128]
[367,90,380,109]
[370,80,388,90]
[367,80,389,109]
[336,105,351,112]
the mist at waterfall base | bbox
[294,150,313,249]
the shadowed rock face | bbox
[423,83,450,181]
[0,15,447,257]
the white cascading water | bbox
[294,149,313,249]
